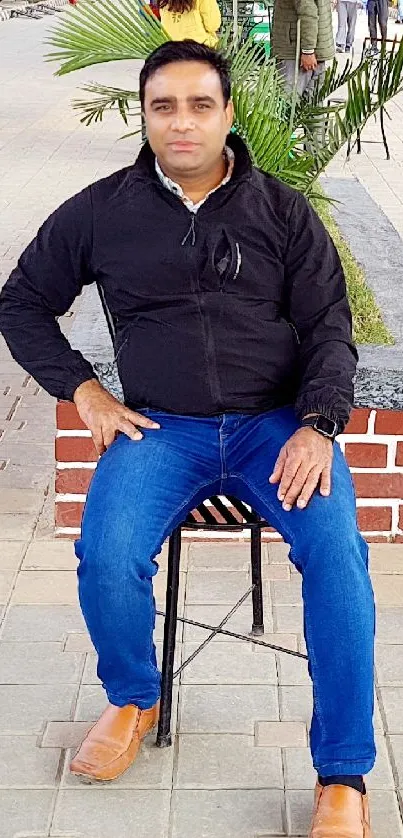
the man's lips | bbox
[168,141,200,151]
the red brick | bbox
[357,506,392,532]
[56,401,88,431]
[344,409,370,435]
[397,442,403,467]
[55,468,94,494]
[375,410,403,435]
[353,473,403,498]
[399,505,403,531]
[365,536,391,543]
[394,535,403,543]
[55,436,98,463]
[55,501,84,528]
[345,443,388,469]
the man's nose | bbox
[171,109,196,132]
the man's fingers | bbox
[126,409,160,430]
[296,466,323,509]
[277,454,302,502]
[281,463,312,510]
[269,447,287,484]
[118,420,143,441]
[320,463,332,497]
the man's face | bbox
[143,60,234,178]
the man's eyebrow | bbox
[149,95,217,106]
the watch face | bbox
[315,415,337,437]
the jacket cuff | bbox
[301,49,315,54]
[63,366,98,403]
[295,400,350,435]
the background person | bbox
[158,0,221,46]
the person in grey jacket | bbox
[271,0,335,95]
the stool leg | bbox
[156,526,181,748]
[251,526,265,636]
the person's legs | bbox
[346,1,358,48]
[398,0,403,23]
[75,411,222,710]
[225,408,375,778]
[367,0,378,46]
[377,0,388,40]
[336,1,349,48]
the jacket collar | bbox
[132,131,253,183]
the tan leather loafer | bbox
[309,782,371,837]
[70,701,159,782]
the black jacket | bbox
[0,134,357,430]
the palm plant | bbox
[46,0,403,198]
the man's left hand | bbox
[269,427,333,511]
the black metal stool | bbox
[156,495,306,748]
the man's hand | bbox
[73,379,160,456]
[300,52,318,72]
[269,427,333,511]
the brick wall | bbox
[55,402,403,541]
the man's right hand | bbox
[300,52,318,72]
[73,379,160,456]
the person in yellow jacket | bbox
[158,0,221,46]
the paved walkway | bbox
[1,12,403,838]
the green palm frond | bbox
[73,83,140,125]
[46,0,169,75]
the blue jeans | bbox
[75,407,376,777]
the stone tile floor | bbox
[0,538,403,836]
[1,9,403,837]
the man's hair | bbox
[139,40,231,109]
[158,0,194,13]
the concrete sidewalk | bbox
[1,12,403,837]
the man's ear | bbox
[226,99,235,129]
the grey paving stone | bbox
[0,570,15,601]
[286,789,318,835]
[369,544,403,574]
[0,642,83,684]
[175,733,283,789]
[41,721,92,749]
[376,608,403,644]
[272,576,302,605]
[0,541,26,570]
[22,540,78,570]
[256,721,307,748]
[179,684,279,734]
[53,789,171,836]
[64,632,94,653]
[0,735,61,787]
[373,575,403,607]
[388,735,403,786]
[376,645,403,685]
[380,687,403,733]
[277,654,310,686]
[171,789,284,837]
[0,789,54,838]
[280,686,313,724]
[180,642,277,685]
[0,514,36,542]
[267,542,290,564]
[0,685,77,734]
[0,488,44,515]
[63,730,174,789]
[273,605,304,634]
[0,464,53,492]
[188,542,251,570]
[74,684,179,732]
[11,570,78,605]
[186,570,264,605]
[183,604,273,643]
[1,605,85,641]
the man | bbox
[336,0,361,53]
[271,0,335,95]
[0,40,375,837]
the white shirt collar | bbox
[155,146,235,214]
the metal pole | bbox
[233,0,238,41]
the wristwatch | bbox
[301,414,339,442]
